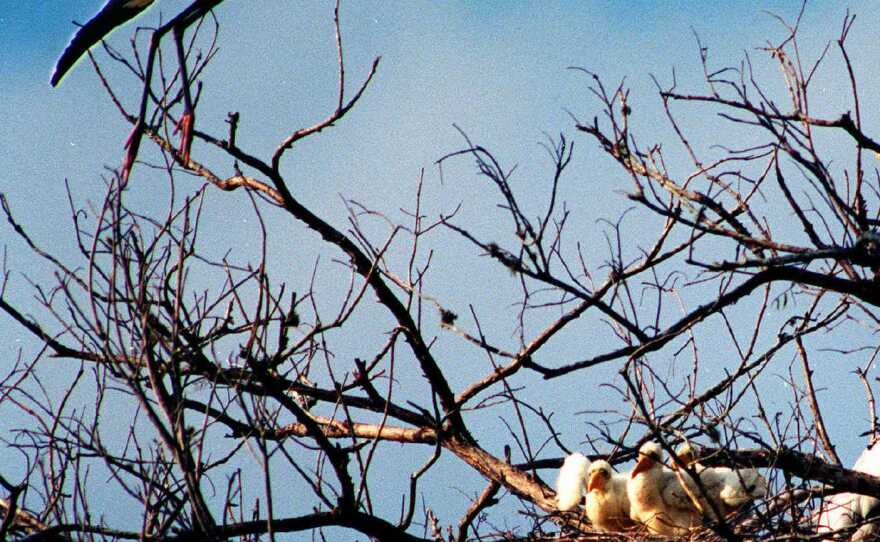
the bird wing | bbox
[816,492,858,532]
[852,521,880,542]
[849,442,880,523]
[713,468,767,507]
[817,441,880,533]
[854,441,880,475]
[51,0,156,86]
[660,470,702,511]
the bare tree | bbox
[4,3,880,541]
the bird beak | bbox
[631,456,651,478]
[587,472,601,492]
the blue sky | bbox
[3,1,880,539]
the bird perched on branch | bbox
[585,460,635,532]
[674,442,768,516]
[556,452,590,511]
[816,440,880,540]
[627,441,705,536]
[555,453,636,532]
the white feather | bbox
[556,452,590,511]
[817,441,880,539]
[627,442,705,536]
[675,443,767,514]
[586,460,634,532]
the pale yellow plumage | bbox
[627,442,705,536]
[586,460,635,532]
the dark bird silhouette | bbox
[51,0,156,87]
[51,1,222,183]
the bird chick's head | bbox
[631,442,663,478]
[674,442,698,469]
[587,460,613,492]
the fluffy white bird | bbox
[816,441,880,540]
[627,441,706,536]
[675,443,768,515]
[556,452,590,511]
[586,460,635,532]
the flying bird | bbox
[586,460,635,532]
[627,441,706,536]
[51,0,156,87]
[52,0,220,182]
